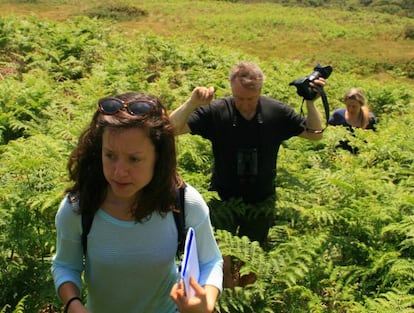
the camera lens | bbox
[307,71,320,82]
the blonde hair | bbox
[344,88,371,129]
[229,62,265,91]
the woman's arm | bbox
[170,184,223,312]
[52,196,87,312]
[58,282,90,313]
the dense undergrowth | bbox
[0,3,413,313]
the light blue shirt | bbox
[52,184,223,313]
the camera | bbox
[289,64,333,100]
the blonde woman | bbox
[329,88,376,130]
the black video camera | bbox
[289,64,333,100]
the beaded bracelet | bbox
[64,296,82,313]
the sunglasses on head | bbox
[98,97,157,116]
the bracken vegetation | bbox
[0,1,413,312]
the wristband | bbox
[64,296,81,313]
[305,127,325,134]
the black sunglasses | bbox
[98,97,156,116]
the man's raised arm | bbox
[298,78,326,141]
[169,87,215,136]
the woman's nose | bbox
[113,161,128,177]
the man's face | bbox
[231,78,261,120]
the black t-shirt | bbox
[188,96,305,203]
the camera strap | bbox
[300,85,330,131]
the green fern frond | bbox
[364,289,414,313]
[383,258,414,290]
[267,235,325,288]
[216,229,263,263]
[217,284,268,313]
[267,224,292,246]
[302,205,338,228]
[10,295,29,313]
[382,215,414,245]
[0,305,11,313]
[400,237,414,253]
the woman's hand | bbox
[170,278,217,313]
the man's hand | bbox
[188,87,215,108]
[169,86,215,136]
[309,77,326,99]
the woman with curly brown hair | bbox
[52,92,222,313]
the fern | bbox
[1,295,29,313]
[1,9,414,313]
[12,296,28,313]
[0,305,10,313]
[383,215,414,254]
[364,289,414,313]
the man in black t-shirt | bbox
[169,62,325,286]
[188,95,305,204]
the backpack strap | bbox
[81,183,187,256]
[173,183,187,256]
[81,212,94,255]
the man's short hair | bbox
[229,62,265,91]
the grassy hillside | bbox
[1,0,413,86]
